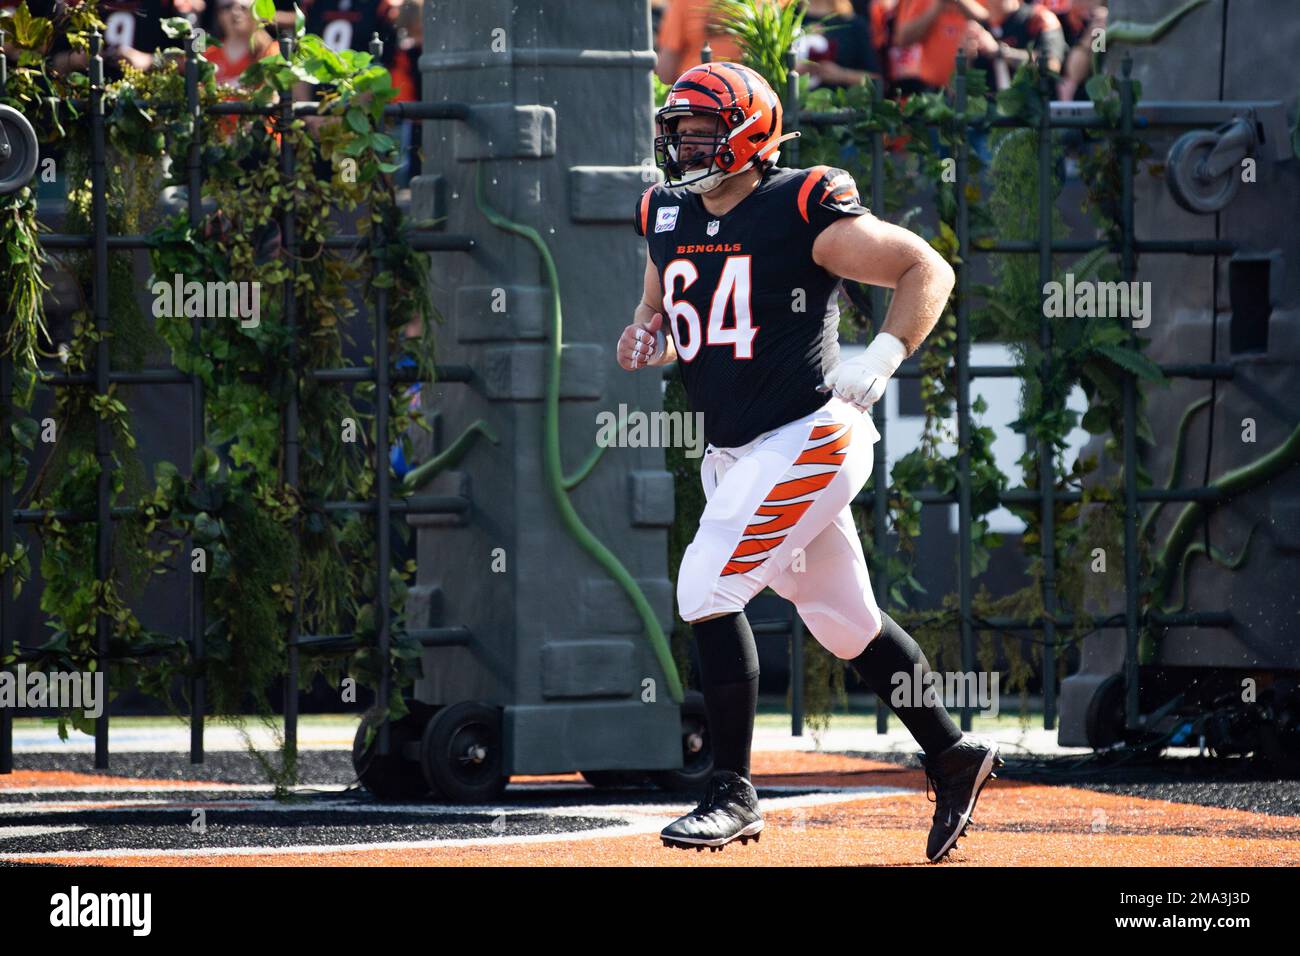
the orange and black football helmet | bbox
[654,62,799,193]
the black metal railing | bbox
[1,35,1247,773]
[0,31,475,773]
[770,51,1236,737]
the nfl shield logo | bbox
[706,219,720,237]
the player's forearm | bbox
[1060,45,1091,98]
[826,64,869,87]
[896,6,943,45]
[950,0,990,23]
[879,256,955,356]
[656,49,682,86]
[997,44,1032,68]
[657,335,678,366]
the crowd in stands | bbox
[1,1,424,179]
[2,1,1103,102]
[0,1,422,97]
[652,0,1108,101]
[1,0,1106,182]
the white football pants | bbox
[677,396,885,659]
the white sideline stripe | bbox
[0,785,911,817]
[0,825,85,840]
[0,783,353,795]
[0,826,666,861]
[0,787,911,861]
[0,780,852,798]
[0,800,179,814]
[9,725,1110,757]
[9,749,354,755]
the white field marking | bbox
[0,786,913,861]
[0,823,667,861]
[0,782,353,795]
[9,744,355,753]
[0,800,260,815]
[0,825,86,840]
[0,785,913,818]
[0,780,859,799]
[10,727,355,752]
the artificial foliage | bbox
[700,13,1193,729]
[0,2,437,773]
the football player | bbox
[619,62,1001,863]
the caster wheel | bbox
[651,690,713,793]
[1084,674,1128,750]
[0,105,38,196]
[419,701,508,803]
[1166,128,1242,214]
[352,708,430,801]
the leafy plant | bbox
[696,20,1160,722]
[714,0,806,91]
[0,4,435,779]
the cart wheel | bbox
[580,770,649,789]
[1084,674,1129,750]
[1166,128,1241,215]
[1257,711,1300,774]
[651,690,713,793]
[419,701,508,803]
[0,105,39,195]
[352,709,431,801]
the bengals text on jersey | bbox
[635,163,871,449]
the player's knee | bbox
[676,542,718,623]
[798,601,882,660]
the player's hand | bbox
[111,45,156,72]
[798,59,826,81]
[617,312,667,371]
[965,22,999,58]
[822,332,908,413]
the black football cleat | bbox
[918,736,1003,863]
[660,770,764,850]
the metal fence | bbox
[0,34,1241,774]
[774,50,1236,736]
[0,31,477,773]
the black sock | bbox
[693,612,759,780]
[849,612,963,757]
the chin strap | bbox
[685,162,754,194]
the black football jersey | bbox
[304,0,383,54]
[635,164,870,448]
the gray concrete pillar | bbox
[1060,0,1300,744]
[407,1,683,774]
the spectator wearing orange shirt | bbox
[795,0,881,90]
[891,0,989,96]
[964,0,1068,88]
[204,0,278,88]
[868,0,899,88]
[656,0,744,84]
[1057,0,1107,101]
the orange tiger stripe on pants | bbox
[676,397,884,659]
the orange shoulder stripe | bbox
[797,165,831,223]
[639,187,652,235]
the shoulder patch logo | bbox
[655,206,680,233]
[706,219,720,237]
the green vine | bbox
[471,160,684,705]
[0,2,437,775]
[691,18,1171,725]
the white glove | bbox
[823,331,908,412]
